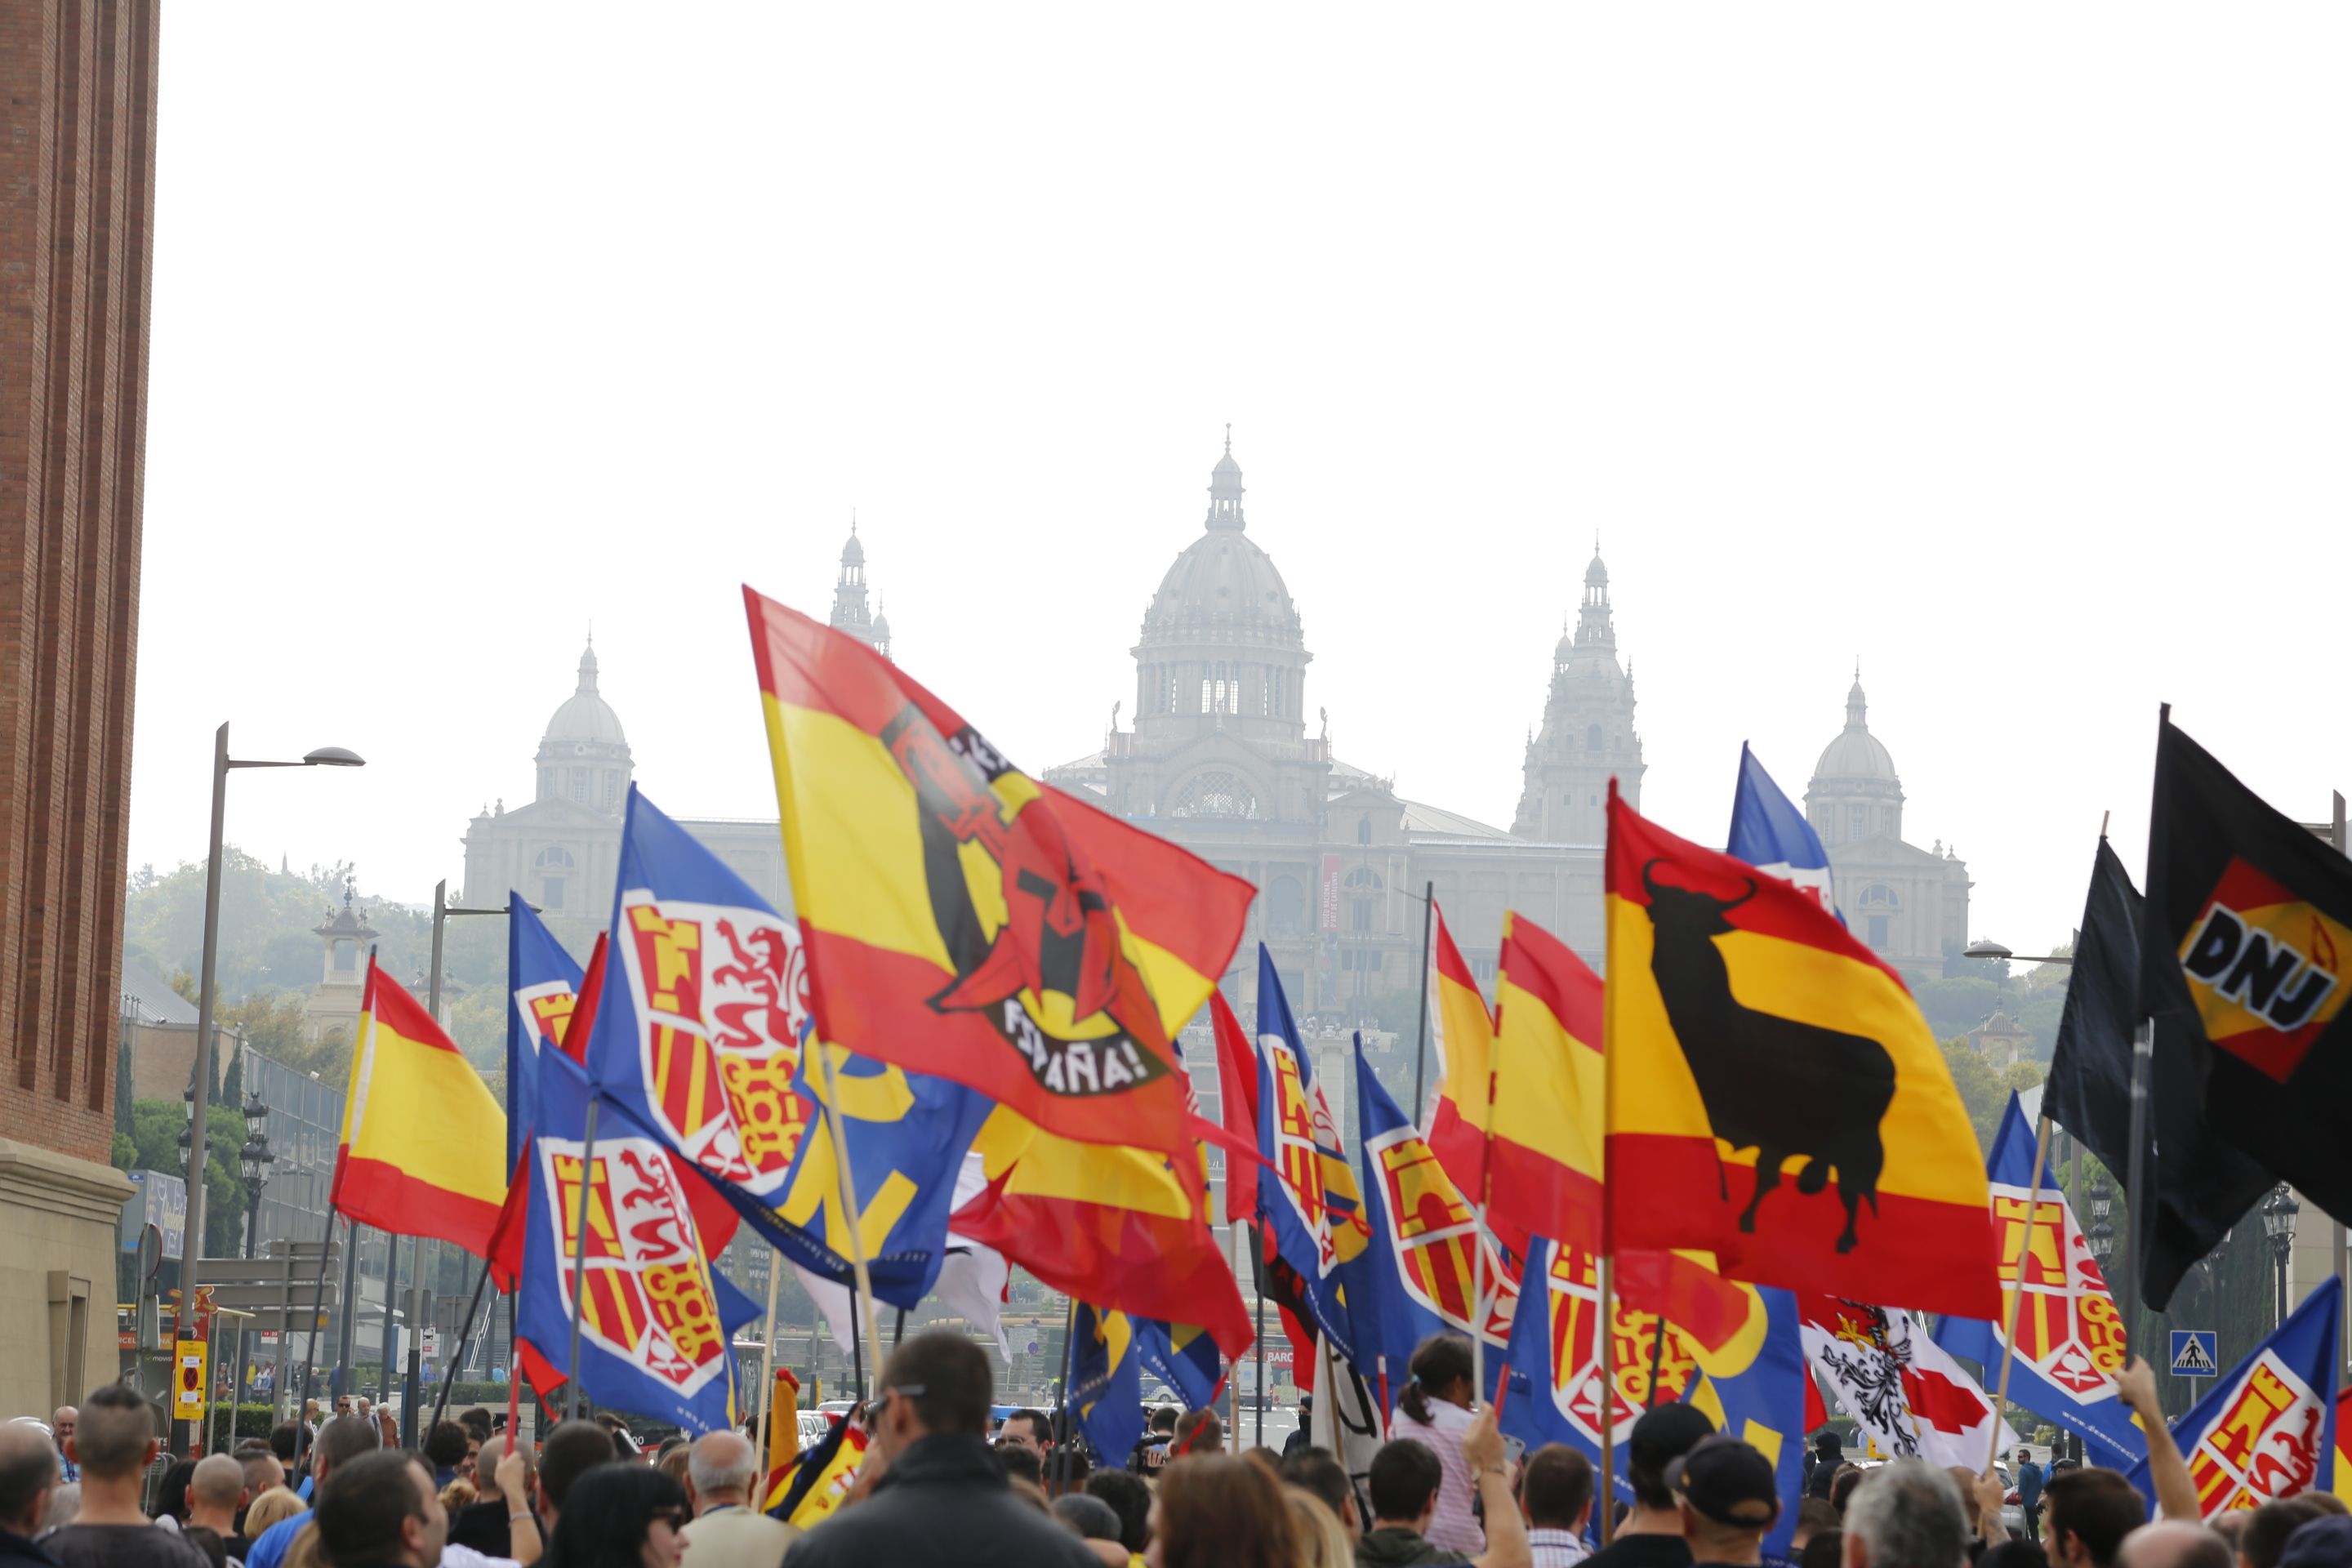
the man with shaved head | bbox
[0,1419,60,1559]
[44,1384,209,1568]
[185,1455,247,1558]
[679,1428,799,1568]
[2119,1521,2234,1568]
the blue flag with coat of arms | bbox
[516,1047,761,1432]
[1258,947,1365,1362]
[506,895,585,1172]
[1351,1038,1516,1403]
[581,786,990,1307]
[1933,1094,2147,1467]
[1070,1300,1147,1466]
[2123,1276,2339,1517]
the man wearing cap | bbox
[1583,1404,1717,1568]
[1666,1439,1781,1568]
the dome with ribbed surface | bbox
[1813,675,1896,782]
[1143,528,1301,641]
[544,641,626,746]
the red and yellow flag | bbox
[1487,912,1606,1253]
[1423,902,1499,1205]
[1603,785,2000,1319]
[333,958,508,1258]
[951,1106,1252,1365]
[744,589,1253,1166]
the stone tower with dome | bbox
[1511,544,1643,844]
[827,519,893,657]
[1803,668,1971,970]
[1047,434,1619,1021]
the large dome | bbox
[1144,528,1300,640]
[544,642,626,746]
[1813,676,1895,782]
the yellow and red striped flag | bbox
[333,957,508,1258]
[744,588,1253,1168]
[1603,786,1999,1317]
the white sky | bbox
[132,7,2352,959]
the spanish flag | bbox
[333,957,508,1259]
[1423,901,1499,1206]
[1486,912,1606,1253]
[1603,785,2000,1319]
[744,588,1254,1166]
[952,1105,1253,1365]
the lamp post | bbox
[2263,1184,2301,1329]
[2085,1169,2116,1266]
[174,724,363,1455]
[238,1091,274,1261]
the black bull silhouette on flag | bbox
[1640,860,1898,1254]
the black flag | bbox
[2141,715,2352,1241]
[2042,836,2270,1311]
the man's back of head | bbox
[537,1420,621,1518]
[1626,1402,1717,1518]
[316,1450,428,1568]
[2118,1521,2234,1568]
[2044,1468,2148,1568]
[189,1454,243,1520]
[877,1330,994,1439]
[1367,1438,1444,1528]
[1524,1443,1596,1534]
[270,1422,300,1463]
[1174,1408,1223,1456]
[1277,1449,1357,1539]
[2243,1498,2332,1568]
[69,1385,157,1481]
[1843,1459,1969,1568]
[0,1421,60,1535]
[474,1437,529,1496]
[685,1430,759,1509]
[311,1412,381,1487]
[1086,1469,1152,1553]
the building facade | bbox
[1802,673,1971,973]
[0,0,161,1421]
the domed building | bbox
[458,637,791,923]
[1802,669,1971,969]
[826,517,893,657]
[1045,434,1628,1016]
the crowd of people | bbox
[6,1334,2350,1568]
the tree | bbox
[1940,1037,2044,1154]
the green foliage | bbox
[115,1097,256,1256]
[122,849,440,1007]
[1939,1039,2043,1154]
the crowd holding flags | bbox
[313,591,2352,1545]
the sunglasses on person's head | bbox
[873,1383,926,1418]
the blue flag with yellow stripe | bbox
[1071,1301,1147,1466]
[1138,1319,1222,1412]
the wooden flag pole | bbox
[756,1242,782,1442]
[1597,1253,1617,1545]
[1985,1114,2056,1475]
[812,1040,889,1398]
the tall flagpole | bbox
[1410,883,1435,1123]
[1986,1115,2056,1474]
[563,1098,600,1420]
[812,1040,889,1397]
[1597,1254,1617,1544]
[2120,1021,2153,1345]
[757,1244,783,1443]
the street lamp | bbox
[2262,1184,2301,1329]
[175,724,363,1455]
[1962,939,2075,966]
[238,1091,274,1261]
[2086,1170,2116,1265]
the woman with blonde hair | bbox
[1286,1488,1352,1568]
[241,1486,306,1541]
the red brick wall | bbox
[0,0,160,1166]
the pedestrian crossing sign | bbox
[2170,1329,2218,1378]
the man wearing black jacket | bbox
[783,1330,1097,1568]
[0,1422,60,1568]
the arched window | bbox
[534,845,577,911]
[1169,772,1259,819]
[332,938,355,973]
[1345,866,1384,933]
[1268,876,1305,935]
[1356,815,1372,845]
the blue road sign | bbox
[2170,1329,2219,1378]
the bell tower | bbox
[1512,543,1644,843]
